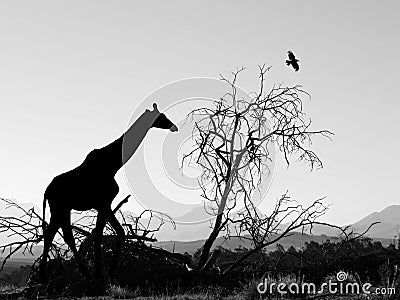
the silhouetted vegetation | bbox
[2,237,400,298]
[216,237,400,286]
[0,193,397,298]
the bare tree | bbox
[224,192,380,274]
[0,196,174,273]
[183,65,333,271]
[0,197,46,270]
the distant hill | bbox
[350,205,400,239]
[0,233,394,263]
[4,198,399,242]
[0,199,41,218]
[0,246,42,261]
[155,204,400,241]
[152,232,341,255]
[1,199,399,260]
[153,206,214,241]
[151,205,266,241]
[152,232,394,255]
[297,205,400,240]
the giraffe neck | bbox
[121,111,156,165]
[85,110,156,177]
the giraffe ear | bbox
[152,103,159,112]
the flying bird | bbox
[286,51,300,71]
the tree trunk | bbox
[196,213,223,270]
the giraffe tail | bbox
[42,196,47,236]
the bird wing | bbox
[288,51,295,61]
[292,61,299,71]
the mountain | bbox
[0,199,41,218]
[152,232,342,255]
[349,205,400,239]
[149,205,266,241]
[0,199,42,246]
[118,204,400,241]
[2,197,399,261]
[299,205,400,239]
[152,232,395,255]
[0,246,42,261]
[1,204,398,261]
[154,206,216,241]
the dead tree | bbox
[0,197,46,271]
[0,197,176,276]
[183,65,333,271]
[223,192,380,274]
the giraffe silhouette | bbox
[39,103,178,280]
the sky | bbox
[0,1,399,236]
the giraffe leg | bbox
[93,211,106,278]
[61,221,90,278]
[39,218,60,281]
[104,208,125,279]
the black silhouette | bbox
[286,50,300,71]
[39,103,178,280]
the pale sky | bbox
[0,1,399,232]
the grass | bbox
[0,282,17,293]
[79,295,243,300]
[105,283,246,300]
[108,284,139,299]
[47,295,395,300]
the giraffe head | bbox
[147,103,178,132]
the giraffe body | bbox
[45,168,119,211]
